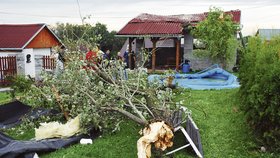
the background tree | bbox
[191,7,239,68]
[53,22,125,55]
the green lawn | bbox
[0,89,279,157]
[176,89,277,158]
[0,92,12,104]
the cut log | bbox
[137,121,174,158]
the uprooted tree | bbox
[21,46,188,157]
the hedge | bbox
[239,36,280,151]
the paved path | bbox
[0,87,13,92]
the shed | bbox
[256,29,280,41]
[116,10,241,71]
[0,24,63,80]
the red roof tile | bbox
[117,10,241,36]
[118,22,182,36]
[0,24,44,49]
[130,13,205,24]
[227,10,241,24]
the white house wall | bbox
[0,52,20,57]
[33,48,51,80]
[22,48,36,78]
[33,48,51,56]
[0,48,53,79]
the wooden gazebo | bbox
[116,10,241,71]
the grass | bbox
[41,121,141,158]
[176,89,277,158]
[0,89,279,157]
[0,92,12,104]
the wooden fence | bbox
[42,56,56,70]
[0,56,17,85]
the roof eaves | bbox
[0,48,23,51]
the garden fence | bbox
[42,56,56,70]
[0,56,17,85]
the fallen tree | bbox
[22,49,188,157]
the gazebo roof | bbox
[117,10,241,37]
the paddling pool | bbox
[148,67,240,90]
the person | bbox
[86,47,97,63]
[85,46,98,69]
[123,49,129,69]
[51,46,64,75]
[117,52,123,61]
[115,51,125,69]
[131,51,136,70]
[96,45,104,62]
[103,49,111,60]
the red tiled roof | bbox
[118,22,182,36]
[129,13,205,24]
[0,24,44,49]
[117,10,241,36]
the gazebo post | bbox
[151,37,159,72]
[128,37,135,69]
[175,37,181,70]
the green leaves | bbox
[21,49,183,133]
[53,22,125,54]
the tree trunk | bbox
[137,121,174,158]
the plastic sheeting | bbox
[0,101,31,129]
[0,101,57,129]
[148,67,240,90]
[0,132,84,158]
[0,101,98,158]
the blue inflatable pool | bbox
[148,66,240,90]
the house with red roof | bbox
[116,10,241,71]
[0,24,63,79]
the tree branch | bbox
[101,107,148,125]
[51,85,70,120]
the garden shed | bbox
[256,29,280,41]
[116,10,241,71]
[0,24,63,83]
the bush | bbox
[10,75,33,97]
[239,36,280,150]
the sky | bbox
[0,0,280,36]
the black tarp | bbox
[0,101,100,157]
[0,101,31,128]
[0,101,57,129]
[0,132,86,158]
